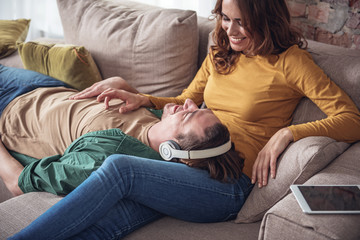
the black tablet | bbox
[290,185,360,214]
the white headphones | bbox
[159,139,232,161]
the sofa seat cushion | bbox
[0,192,62,238]
[124,217,261,240]
[0,191,261,240]
[259,142,360,240]
[235,136,349,223]
[57,0,199,97]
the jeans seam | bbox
[54,178,120,240]
[131,170,244,198]
[111,212,163,240]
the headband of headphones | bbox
[159,139,232,161]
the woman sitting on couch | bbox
[10,0,360,239]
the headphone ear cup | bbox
[159,140,181,161]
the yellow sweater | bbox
[147,45,360,177]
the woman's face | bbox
[221,0,250,52]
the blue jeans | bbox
[0,65,68,116]
[10,155,253,240]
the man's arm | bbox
[96,89,153,113]
[69,76,139,100]
[17,129,162,195]
[0,138,24,196]
[18,153,103,195]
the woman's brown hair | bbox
[211,0,307,74]
[176,123,244,182]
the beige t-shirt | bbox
[0,87,160,159]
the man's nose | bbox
[183,99,198,111]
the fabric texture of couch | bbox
[0,0,359,239]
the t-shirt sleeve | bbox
[17,129,162,195]
[18,153,99,195]
[284,47,360,143]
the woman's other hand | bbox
[97,88,153,113]
[69,76,138,100]
[251,127,294,188]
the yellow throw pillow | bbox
[0,19,30,59]
[18,41,102,90]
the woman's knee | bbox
[101,154,143,174]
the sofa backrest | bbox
[57,0,215,97]
[291,40,360,125]
[57,0,360,117]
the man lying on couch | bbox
[0,65,240,196]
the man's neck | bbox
[147,122,174,153]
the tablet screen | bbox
[298,185,360,211]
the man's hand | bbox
[69,76,138,100]
[251,127,294,188]
[96,88,152,113]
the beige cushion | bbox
[57,0,199,97]
[291,40,360,125]
[307,40,360,108]
[18,41,102,90]
[259,142,360,240]
[0,192,62,238]
[0,191,261,240]
[0,19,30,59]
[235,136,349,223]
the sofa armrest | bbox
[259,142,360,240]
[235,136,350,223]
[0,192,62,238]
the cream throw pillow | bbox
[57,0,199,97]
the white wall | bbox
[0,0,63,40]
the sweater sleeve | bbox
[285,47,360,143]
[145,54,212,109]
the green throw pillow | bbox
[18,41,102,90]
[0,19,30,59]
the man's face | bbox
[161,99,221,139]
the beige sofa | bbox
[1,1,360,239]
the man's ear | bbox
[159,140,181,161]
